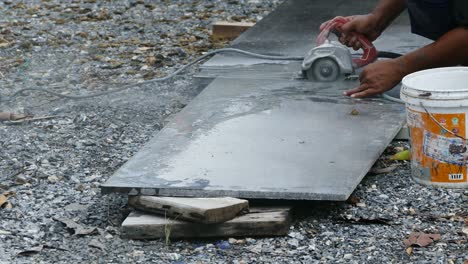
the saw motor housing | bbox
[301,40,354,82]
[302,16,378,82]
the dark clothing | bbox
[407,0,468,40]
[452,0,468,27]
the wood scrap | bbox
[369,164,398,174]
[128,196,249,224]
[122,207,291,239]
[212,21,255,40]
[462,220,468,236]
[17,245,44,256]
[0,112,31,121]
[6,115,59,124]
[0,194,7,208]
[0,191,15,209]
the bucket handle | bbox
[419,102,466,141]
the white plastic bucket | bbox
[401,67,468,188]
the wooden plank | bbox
[212,21,255,40]
[121,207,291,239]
[128,196,249,224]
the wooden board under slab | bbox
[122,207,291,239]
[212,21,255,40]
[128,196,249,224]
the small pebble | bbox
[47,175,59,183]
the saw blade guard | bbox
[316,16,377,68]
[301,41,354,81]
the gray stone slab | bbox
[102,78,405,200]
[228,0,430,57]
[101,0,426,200]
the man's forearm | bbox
[371,0,406,32]
[397,27,468,75]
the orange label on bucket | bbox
[408,108,467,184]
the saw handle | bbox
[316,17,377,68]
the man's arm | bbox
[339,0,406,49]
[345,27,468,98]
[370,0,407,33]
[398,27,468,73]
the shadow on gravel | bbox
[249,199,347,221]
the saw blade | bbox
[307,58,340,82]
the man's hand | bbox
[320,14,383,50]
[320,0,406,49]
[345,27,468,98]
[319,0,408,98]
[340,14,383,50]
[344,59,404,98]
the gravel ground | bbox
[0,0,467,263]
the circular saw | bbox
[302,17,378,82]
